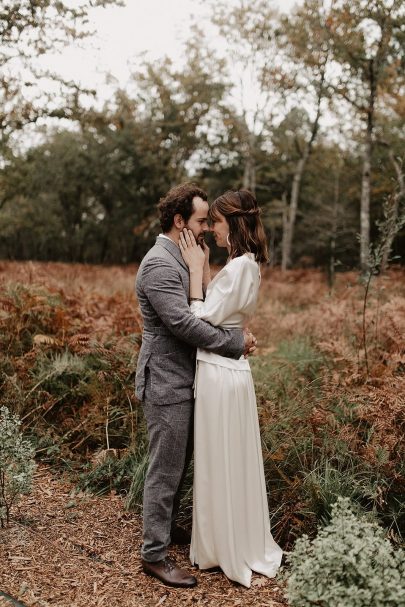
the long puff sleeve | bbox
[141,257,245,358]
[190,256,259,327]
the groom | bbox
[135,182,257,588]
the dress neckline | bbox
[207,253,260,291]
[226,252,256,264]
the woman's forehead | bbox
[209,207,224,221]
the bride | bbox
[179,189,282,588]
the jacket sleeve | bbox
[141,257,244,359]
[190,256,255,325]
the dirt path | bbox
[0,466,287,607]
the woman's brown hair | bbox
[209,190,269,263]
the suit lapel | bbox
[156,235,189,272]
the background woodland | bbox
[0,0,404,272]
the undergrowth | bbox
[250,336,404,547]
[0,263,403,550]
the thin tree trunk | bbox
[360,134,372,272]
[281,155,307,271]
[243,132,256,195]
[328,166,340,289]
[281,191,289,270]
[381,151,404,272]
[360,59,376,273]
[269,222,276,267]
[281,62,326,271]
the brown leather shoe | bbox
[170,524,191,545]
[141,557,197,588]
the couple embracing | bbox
[135,182,282,588]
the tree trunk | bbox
[280,191,289,271]
[360,59,376,273]
[381,151,404,272]
[360,134,372,272]
[242,132,256,195]
[281,62,326,271]
[268,221,276,267]
[281,155,307,271]
[328,166,340,289]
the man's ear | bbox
[173,214,185,230]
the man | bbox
[135,182,257,588]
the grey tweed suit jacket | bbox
[135,235,245,404]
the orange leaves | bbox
[0,261,143,457]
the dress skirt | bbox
[190,351,283,588]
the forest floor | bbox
[0,465,287,607]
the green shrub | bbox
[125,449,150,511]
[78,449,137,496]
[0,406,36,527]
[284,497,405,607]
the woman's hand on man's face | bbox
[179,229,206,271]
[202,240,210,266]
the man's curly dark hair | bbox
[157,182,208,233]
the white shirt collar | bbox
[159,233,178,246]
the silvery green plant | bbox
[284,497,405,607]
[0,406,36,527]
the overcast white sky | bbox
[38,0,298,100]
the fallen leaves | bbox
[0,466,287,607]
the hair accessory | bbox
[231,208,260,217]
[233,192,260,216]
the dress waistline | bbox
[196,349,251,371]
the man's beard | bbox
[185,227,205,247]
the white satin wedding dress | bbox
[189,253,282,587]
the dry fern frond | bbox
[0,298,16,312]
[33,334,63,347]
[67,334,92,353]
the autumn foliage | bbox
[0,261,404,547]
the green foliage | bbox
[0,127,159,263]
[78,449,142,496]
[125,450,150,512]
[77,444,151,514]
[250,336,324,410]
[284,497,405,607]
[300,455,404,533]
[78,436,194,519]
[0,42,228,263]
[0,406,36,527]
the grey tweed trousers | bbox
[141,397,194,562]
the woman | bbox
[178,189,282,588]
